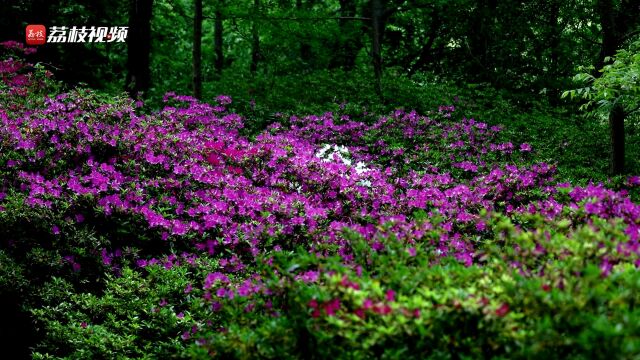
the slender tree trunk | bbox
[468,0,496,82]
[371,0,383,98]
[250,0,261,73]
[297,0,312,64]
[609,103,625,175]
[546,0,561,105]
[213,6,224,79]
[597,0,625,174]
[408,10,439,76]
[193,0,202,99]
[596,0,617,73]
[126,0,153,98]
[329,0,360,70]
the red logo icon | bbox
[26,24,46,45]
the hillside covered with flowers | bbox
[2,41,640,359]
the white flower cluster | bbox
[315,144,351,164]
[288,182,303,193]
[315,144,373,187]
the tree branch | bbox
[622,29,640,43]
[625,103,640,115]
[573,31,602,46]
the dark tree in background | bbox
[296,0,313,65]
[250,0,261,74]
[193,0,202,99]
[467,0,497,82]
[126,0,153,97]
[213,1,224,79]
[542,0,562,105]
[329,0,361,70]
[596,0,640,174]
[597,0,624,174]
[406,5,440,77]
[371,0,384,97]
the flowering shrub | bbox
[1,42,640,359]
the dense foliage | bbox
[2,41,640,359]
[0,0,633,103]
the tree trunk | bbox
[329,0,360,70]
[193,0,202,99]
[371,0,384,98]
[609,103,625,175]
[408,9,440,76]
[213,7,224,79]
[250,0,261,74]
[597,0,626,174]
[546,0,561,105]
[468,0,496,82]
[126,0,153,98]
[297,0,313,64]
[596,0,617,72]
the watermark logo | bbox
[25,25,128,45]
[26,24,46,45]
